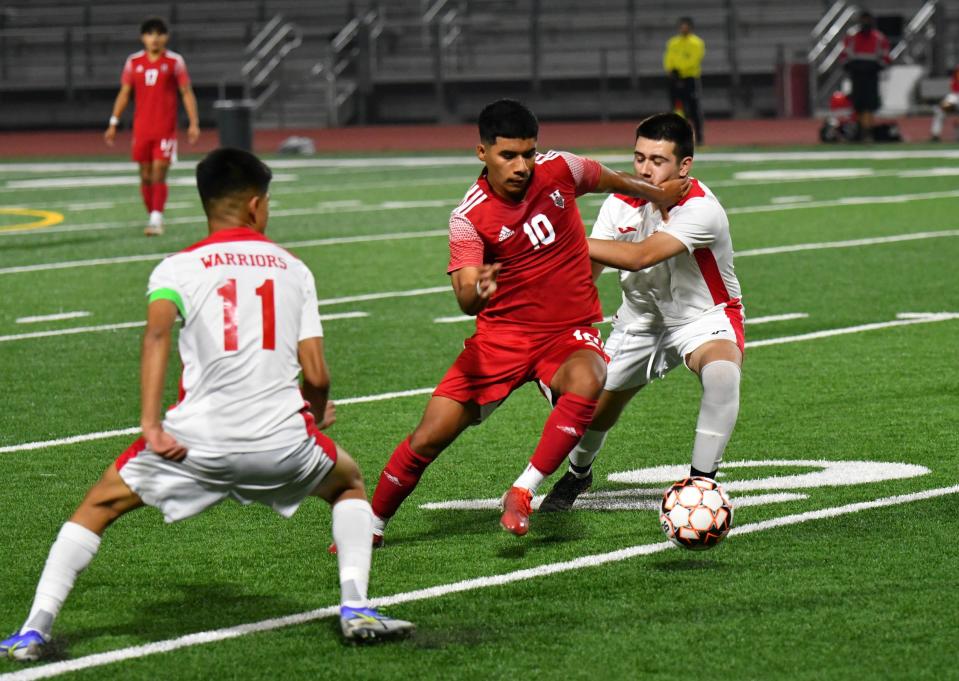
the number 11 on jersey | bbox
[216,278,275,351]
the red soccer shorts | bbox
[132,135,177,163]
[433,325,608,408]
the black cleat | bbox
[539,470,592,512]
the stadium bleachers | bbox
[0,0,957,128]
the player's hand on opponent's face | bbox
[143,425,188,461]
[476,263,501,300]
[657,177,691,220]
[319,400,336,430]
[104,125,117,147]
[187,124,200,145]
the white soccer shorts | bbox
[117,436,337,523]
[605,307,744,391]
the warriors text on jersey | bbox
[146,227,324,452]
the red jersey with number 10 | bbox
[121,49,190,138]
[447,151,603,333]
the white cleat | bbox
[339,606,415,643]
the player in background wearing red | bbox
[365,100,689,541]
[0,149,412,662]
[105,17,200,236]
[839,10,890,143]
[930,64,959,142]
[541,113,744,511]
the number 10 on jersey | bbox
[216,278,275,351]
[522,214,555,250]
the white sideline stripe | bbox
[5,225,957,279]
[3,149,959,174]
[420,491,806,511]
[726,189,959,215]
[15,311,90,324]
[3,485,957,681]
[3,312,956,455]
[0,321,145,342]
[0,230,449,275]
[0,312,368,343]
[746,313,959,348]
[770,195,812,204]
[2,174,298,191]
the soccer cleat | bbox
[539,470,592,512]
[144,222,164,237]
[327,533,384,555]
[499,486,533,536]
[1,630,48,662]
[339,606,415,642]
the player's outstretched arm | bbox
[180,85,200,144]
[104,84,132,146]
[588,232,687,272]
[299,337,334,429]
[451,263,501,316]
[594,165,689,220]
[140,299,186,460]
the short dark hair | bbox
[678,16,694,27]
[478,99,538,145]
[140,17,168,35]
[635,113,695,159]
[196,148,272,211]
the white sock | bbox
[332,498,373,609]
[691,360,741,475]
[932,106,946,137]
[568,429,608,476]
[149,210,163,225]
[371,514,387,538]
[513,463,546,493]
[22,522,101,637]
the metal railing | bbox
[310,8,381,127]
[233,14,302,114]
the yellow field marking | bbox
[0,207,65,232]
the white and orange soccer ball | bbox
[659,476,733,550]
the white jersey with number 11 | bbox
[146,227,324,453]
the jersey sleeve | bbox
[662,200,725,253]
[121,55,135,86]
[298,267,324,341]
[146,257,186,318]
[589,196,621,241]
[447,213,485,274]
[173,54,191,87]
[556,151,602,196]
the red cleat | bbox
[328,533,385,555]
[500,486,533,536]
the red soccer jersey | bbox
[447,150,603,333]
[951,66,959,93]
[121,49,190,138]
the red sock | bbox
[529,393,598,476]
[371,437,435,520]
[152,182,168,213]
[140,183,153,213]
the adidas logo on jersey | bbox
[550,190,565,209]
[498,225,515,242]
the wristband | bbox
[109,115,119,126]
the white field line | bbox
[317,285,449,306]
[5,181,959,241]
[4,225,957,280]
[2,484,956,681]
[2,149,959,174]
[15,311,90,324]
[421,491,807,512]
[0,230,448,276]
[0,312,368,343]
[2,312,955,455]
[770,195,812,204]
[1,174,298,191]
[434,312,808,326]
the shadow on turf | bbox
[59,582,305,648]
[652,557,726,572]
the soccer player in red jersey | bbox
[104,17,200,236]
[368,100,689,540]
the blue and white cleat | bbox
[339,606,415,643]
[1,630,48,661]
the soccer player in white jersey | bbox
[540,113,744,511]
[0,149,412,661]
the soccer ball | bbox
[659,476,733,551]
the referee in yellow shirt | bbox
[663,17,705,143]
